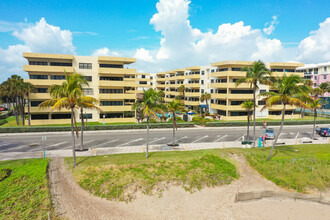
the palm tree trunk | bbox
[146,116,149,158]
[14,97,19,125]
[27,94,31,126]
[172,112,176,145]
[80,108,84,150]
[267,104,286,161]
[71,108,76,168]
[312,109,317,139]
[206,100,209,114]
[21,96,25,126]
[247,111,250,140]
[253,86,256,148]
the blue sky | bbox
[0,0,330,79]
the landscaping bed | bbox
[0,159,52,219]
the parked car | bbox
[265,129,275,140]
[320,128,330,137]
[0,107,7,111]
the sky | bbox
[0,0,330,81]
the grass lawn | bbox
[0,159,52,219]
[65,151,238,202]
[213,116,330,122]
[66,144,329,202]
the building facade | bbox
[23,53,149,125]
[155,61,304,120]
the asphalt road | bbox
[0,124,328,153]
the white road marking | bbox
[192,135,209,143]
[214,135,228,142]
[62,140,95,149]
[31,141,68,152]
[176,136,187,141]
[0,143,10,147]
[295,132,300,140]
[92,139,118,148]
[278,133,285,138]
[115,138,144,147]
[235,135,245,141]
[1,145,28,152]
[149,137,166,144]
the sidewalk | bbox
[1,138,329,161]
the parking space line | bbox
[295,132,300,139]
[192,135,208,143]
[115,138,144,147]
[32,141,68,152]
[149,137,165,144]
[92,139,118,148]
[214,135,228,142]
[235,135,244,141]
[62,140,95,149]
[0,145,27,152]
[176,136,187,141]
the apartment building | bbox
[23,52,147,125]
[136,73,152,97]
[296,62,330,108]
[155,61,304,120]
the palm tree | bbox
[158,90,165,103]
[200,92,211,114]
[178,85,187,102]
[236,60,271,148]
[40,72,88,168]
[167,100,185,146]
[308,99,326,139]
[312,87,323,99]
[24,82,36,126]
[260,74,308,161]
[133,89,161,158]
[77,96,101,151]
[241,101,254,141]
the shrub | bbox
[0,119,8,126]
[0,168,11,181]
[149,119,157,123]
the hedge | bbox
[0,123,195,133]
[205,120,330,127]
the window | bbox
[50,62,72,66]
[217,90,227,94]
[100,101,123,106]
[201,71,205,75]
[201,80,204,85]
[324,75,327,80]
[36,88,48,93]
[230,111,248,116]
[231,90,253,94]
[211,79,214,83]
[100,113,124,118]
[217,68,228,72]
[50,75,65,80]
[201,89,204,94]
[100,76,123,81]
[271,69,283,72]
[141,75,146,78]
[30,75,48,79]
[80,114,93,119]
[211,69,215,73]
[85,76,92,81]
[31,114,48,120]
[314,76,317,80]
[51,114,71,119]
[29,61,47,66]
[79,63,92,69]
[232,68,242,71]
[210,89,213,93]
[258,101,266,105]
[285,69,295,72]
[324,67,327,71]
[314,83,317,87]
[99,64,123,68]
[99,89,123,94]
[31,101,43,107]
[269,111,292,115]
[232,79,238,83]
[259,89,266,94]
[231,101,244,105]
[217,100,227,105]
[82,88,93,95]
[217,110,226,116]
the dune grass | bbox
[0,158,52,219]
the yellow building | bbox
[155,61,304,120]
[23,52,150,125]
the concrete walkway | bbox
[1,137,329,161]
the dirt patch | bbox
[50,156,330,220]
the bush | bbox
[205,120,330,127]
[149,119,157,123]
[0,123,195,133]
[192,116,213,125]
[0,168,11,181]
[168,116,185,123]
[0,119,8,126]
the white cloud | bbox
[134,48,155,62]
[263,16,279,35]
[91,47,120,57]
[297,17,330,63]
[0,18,75,80]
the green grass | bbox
[65,151,238,202]
[0,116,23,127]
[213,116,330,122]
[0,159,52,219]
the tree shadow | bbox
[76,157,92,166]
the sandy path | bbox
[50,156,330,220]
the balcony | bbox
[99,118,135,123]
[227,83,250,88]
[99,105,132,112]
[227,94,253,100]
[210,83,227,89]
[185,92,200,97]
[185,83,200,88]
[211,70,246,77]
[29,93,51,99]
[23,65,74,73]
[164,97,175,102]
[210,104,226,110]
[156,84,167,88]
[28,119,72,126]
[99,67,136,75]
[268,105,297,111]
[184,100,199,106]
[176,75,185,80]
[99,80,136,87]
[25,79,65,86]
[211,93,227,99]
[99,93,136,100]
[167,91,180,96]
[26,106,70,113]
[156,78,167,82]
[185,74,200,79]
[227,105,245,111]
[137,83,150,88]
